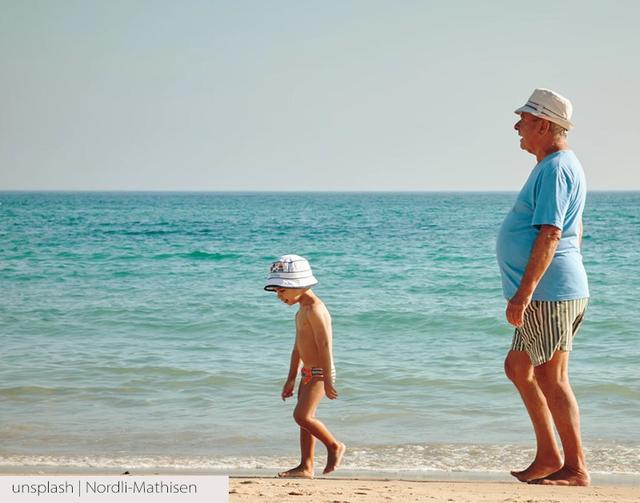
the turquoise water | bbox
[1,192,639,477]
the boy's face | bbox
[275,288,305,305]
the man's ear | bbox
[538,119,550,136]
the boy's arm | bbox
[308,306,338,399]
[287,345,302,381]
[281,344,301,401]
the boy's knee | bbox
[293,410,311,428]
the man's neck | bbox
[535,139,569,162]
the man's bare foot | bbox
[323,442,346,474]
[510,457,563,482]
[277,465,313,479]
[529,466,590,486]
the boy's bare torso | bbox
[295,301,332,368]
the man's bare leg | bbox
[531,351,590,486]
[505,350,563,482]
[292,379,345,475]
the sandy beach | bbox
[230,477,639,503]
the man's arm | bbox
[506,224,562,327]
[578,219,583,248]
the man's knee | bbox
[504,352,533,384]
[533,362,565,394]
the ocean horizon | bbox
[3,189,640,193]
[1,191,638,480]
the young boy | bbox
[264,254,345,478]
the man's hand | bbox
[281,378,296,401]
[324,380,338,400]
[506,293,532,327]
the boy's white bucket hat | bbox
[514,88,574,130]
[264,254,318,291]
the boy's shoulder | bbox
[299,297,330,317]
[311,299,331,320]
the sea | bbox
[1,192,638,483]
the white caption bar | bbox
[0,476,228,503]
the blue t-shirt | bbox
[496,150,589,301]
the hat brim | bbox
[514,105,574,130]
[264,277,318,291]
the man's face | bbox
[514,112,542,153]
[275,288,304,305]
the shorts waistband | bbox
[301,366,336,384]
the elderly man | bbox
[496,88,590,486]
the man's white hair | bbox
[548,121,568,138]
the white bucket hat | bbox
[514,88,574,130]
[264,254,318,291]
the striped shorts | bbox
[511,298,589,367]
[301,366,336,384]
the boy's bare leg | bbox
[530,351,590,486]
[278,383,316,478]
[505,350,563,482]
[277,428,315,478]
[324,437,346,475]
[293,379,345,475]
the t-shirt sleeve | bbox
[532,165,573,229]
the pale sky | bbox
[1,1,639,191]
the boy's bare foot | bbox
[323,442,346,474]
[529,466,590,486]
[510,457,563,482]
[277,465,314,479]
